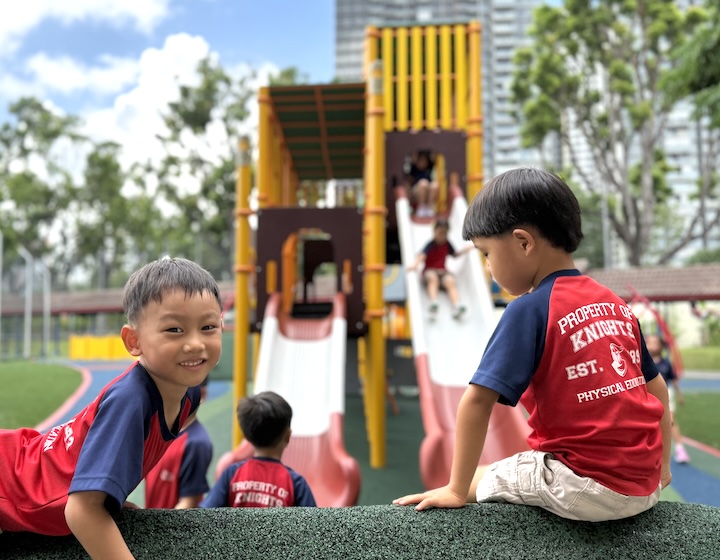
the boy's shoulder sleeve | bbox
[470,289,550,406]
[69,374,152,511]
[290,471,317,507]
[178,424,213,497]
[200,462,242,508]
[637,323,660,383]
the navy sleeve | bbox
[637,323,659,383]
[69,387,147,511]
[421,241,433,256]
[469,292,548,406]
[200,463,239,508]
[291,472,317,507]
[177,425,213,498]
[447,241,456,256]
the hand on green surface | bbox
[393,485,466,511]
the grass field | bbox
[679,346,720,371]
[0,362,82,429]
[675,392,720,450]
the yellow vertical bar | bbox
[425,26,437,130]
[365,26,379,82]
[454,24,467,130]
[382,27,395,131]
[258,87,272,209]
[272,126,282,206]
[439,25,452,130]
[396,27,409,131]
[411,26,423,130]
[365,59,386,468]
[467,21,483,201]
[233,136,252,447]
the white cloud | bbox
[82,34,280,177]
[82,33,213,171]
[25,53,140,96]
[0,0,170,54]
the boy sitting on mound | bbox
[395,168,672,522]
[0,257,223,558]
[201,391,316,508]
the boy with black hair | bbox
[145,376,214,509]
[408,217,473,320]
[0,257,223,558]
[395,168,672,521]
[201,391,316,508]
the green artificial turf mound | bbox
[1,502,718,559]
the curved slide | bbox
[397,188,531,490]
[215,292,361,507]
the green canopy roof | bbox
[268,82,366,181]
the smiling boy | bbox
[0,257,222,558]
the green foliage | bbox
[511,0,707,266]
[687,247,720,265]
[0,362,82,429]
[269,66,309,86]
[0,97,82,263]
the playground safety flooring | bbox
[49,361,720,508]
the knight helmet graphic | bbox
[609,343,627,377]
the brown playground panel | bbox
[255,207,365,336]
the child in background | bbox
[145,376,214,508]
[409,217,473,320]
[395,168,671,521]
[0,257,223,558]
[201,391,316,508]
[406,150,440,218]
[645,334,690,464]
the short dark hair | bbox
[237,391,293,448]
[462,168,583,253]
[122,257,222,325]
[434,217,449,229]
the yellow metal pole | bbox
[467,21,483,200]
[233,136,252,447]
[272,125,282,206]
[382,27,395,131]
[411,26,423,130]
[396,27,409,132]
[454,24,468,130]
[258,87,272,209]
[365,59,387,468]
[439,25,453,130]
[425,25,438,130]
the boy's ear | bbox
[121,324,143,357]
[512,228,536,255]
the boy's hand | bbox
[392,486,466,511]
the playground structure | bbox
[214,18,533,504]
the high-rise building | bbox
[334,0,546,178]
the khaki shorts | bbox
[476,450,661,522]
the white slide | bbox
[397,189,531,490]
[214,293,361,507]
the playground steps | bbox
[2,502,718,559]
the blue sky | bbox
[0,0,335,166]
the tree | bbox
[511,1,708,266]
[144,57,253,280]
[145,59,306,280]
[72,142,165,290]
[0,97,82,287]
[665,0,720,253]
